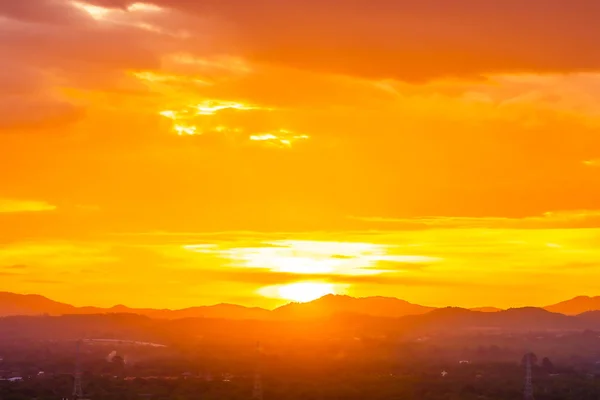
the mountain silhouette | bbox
[398,307,587,333]
[2,307,600,343]
[0,292,270,320]
[273,294,435,319]
[544,296,600,315]
[2,291,600,320]
[0,292,77,316]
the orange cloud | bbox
[351,211,600,230]
[81,0,600,82]
[0,199,56,213]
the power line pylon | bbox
[72,340,84,400]
[252,342,263,400]
[524,352,535,400]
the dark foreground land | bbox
[2,313,600,399]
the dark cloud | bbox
[0,0,86,25]
[9,0,600,82]
[138,0,600,81]
[0,0,221,131]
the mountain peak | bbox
[545,296,600,315]
[274,294,434,319]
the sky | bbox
[2,0,600,309]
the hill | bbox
[0,292,271,320]
[0,292,77,316]
[0,292,437,320]
[2,307,600,343]
[273,294,435,319]
[3,292,600,321]
[544,296,600,315]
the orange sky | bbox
[2,0,600,309]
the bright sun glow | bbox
[184,240,438,287]
[260,282,338,303]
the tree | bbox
[542,357,555,373]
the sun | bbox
[276,282,337,303]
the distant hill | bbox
[0,292,434,320]
[2,307,600,343]
[3,291,600,321]
[0,292,77,316]
[148,304,272,320]
[397,306,593,333]
[273,294,435,319]
[544,296,600,315]
[0,292,271,320]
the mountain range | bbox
[1,291,599,320]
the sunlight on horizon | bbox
[183,239,437,303]
[185,239,436,274]
[259,282,342,303]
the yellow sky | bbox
[2,1,600,309]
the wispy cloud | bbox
[183,239,438,276]
[350,210,600,229]
[0,199,56,213]
[583,159,600,167]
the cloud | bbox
[19,0,600,90]
[0,199,57,213]
[173,266,466,288]
[351,210,600,230]
[106,0,600,82]
[250,131,309,148]
[0,0,217,131]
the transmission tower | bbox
[72,340,84,400]
[524,352,534,400]
[252,342,263,400]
